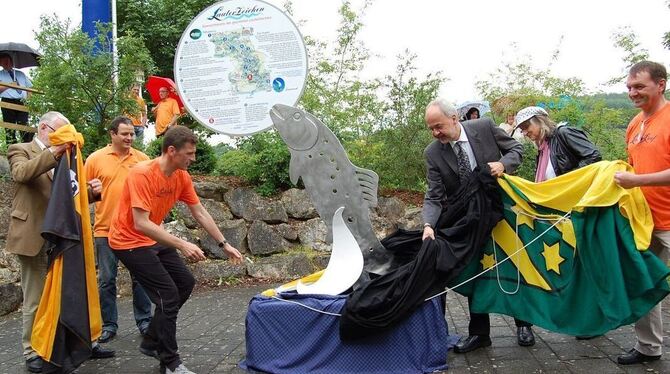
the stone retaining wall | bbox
[0,156,423,315]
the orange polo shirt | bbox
[154,97,180,136]
[625,103,670,230]
[108,159,200,250]
[85,145,150,237]
[128,96,147,127]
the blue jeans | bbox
[133,125,145,139]
[96,237,152,333]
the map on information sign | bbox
[210,28,271,94]
[174,0,308,136]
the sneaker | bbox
[166,364,196,374]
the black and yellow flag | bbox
[32,125,101,373]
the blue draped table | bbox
[240,293,454,374]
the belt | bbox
[1,98,25,103]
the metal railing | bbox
[0,81,44,134]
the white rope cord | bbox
[424,209,571,301]
[268,207,571,316]
[270,295,343,317]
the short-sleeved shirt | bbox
[625,103,670,230]
[85,145,150,237]
[108,159,200,250]
[0,68,32,100]
[128,96,147,127]
[154,97,180,136]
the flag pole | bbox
[111,0,119,86]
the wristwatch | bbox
[217,239,228,248]
[423,223,432,229]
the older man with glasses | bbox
[6,112,115,372]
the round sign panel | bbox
[174,0,308,136]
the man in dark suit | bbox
[421,98,533,353]
[7,111,114,373]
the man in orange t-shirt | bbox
[85,116,152,344]
[614,61,670,365]
[151,87,180,138]
[109,126,242,374]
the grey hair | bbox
[40,111,69,127]
[426,98,458,117]
[525,114,556,143]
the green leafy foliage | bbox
[29,15,154,156]
[607,27,650,85]
[145,135,217,175]
[348,53,441,190]
[215,130,291,196]
[117,0,216,78]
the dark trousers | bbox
[95,238,152,333]
[468,297,531,336]
[113,245,195,371]
[1,98,31,144]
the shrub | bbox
[144,135,216,175]
[215,131,291,196]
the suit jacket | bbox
[6,140,58,256]
[422,117,523,226]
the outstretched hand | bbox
[179,241,206,262]
[224,243,243,264]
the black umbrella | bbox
[0,42,41,68]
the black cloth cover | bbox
[339,169,503,341]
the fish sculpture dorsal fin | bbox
[355,166,379,208]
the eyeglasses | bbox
[517,123,530,131]
[44,123,56,132]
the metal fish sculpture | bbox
[270,104,391,275]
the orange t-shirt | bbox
[128,96,147,127]
[154,97,180,136]
[85,146,150,237]
[108,159,199,250]
[625,102,670,230]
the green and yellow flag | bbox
[451,160,670,336]
[31,125,101,372]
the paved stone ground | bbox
[0,283,669,373]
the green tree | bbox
[300,0,383,142]
[607,27,650,85]
[29,15,154,155]
[117,0,215,78]
[475,48,633,181]
[663,1,670,49]
[349,52,442,190]
[145,135,217,174]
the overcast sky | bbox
[3,0,670,119]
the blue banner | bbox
[82,0,111,40]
